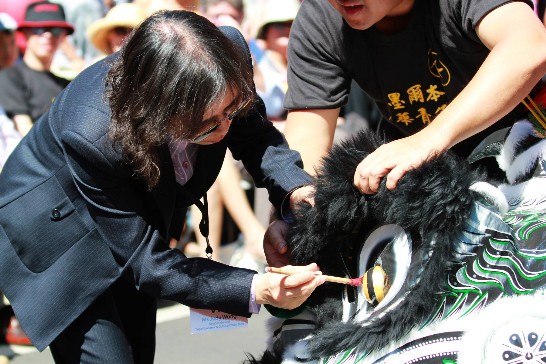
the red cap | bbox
[17,1,74,35]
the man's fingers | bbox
[385,165,407,190]
[354,163,391,194]
[366,173,383,194]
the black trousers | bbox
[49,279,157,364]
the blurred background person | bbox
[0,0,40,57]
[250,0,300,227]
[203,0,244,28]
[202,0,264,63]
[50,0,105,78]
[0,12,21,171]
[253,0,299,129]
[0,14,22,355]
[0,13,18,69]
[133,0,200,16]
[0,1,74,137]
[87,2,147,60]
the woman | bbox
[0,10,322,363]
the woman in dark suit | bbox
[0,10,323,363]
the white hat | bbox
[256,0,300,39]
[87,3,146,53]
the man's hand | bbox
[254,263,325,310]
[353,134,438,194]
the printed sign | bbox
[189,308,248,334]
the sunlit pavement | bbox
[2,302,271,364]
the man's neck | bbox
[23,52,51,72]
[375,0,414,34]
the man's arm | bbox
[283,108,341,175]
[263,108,339,267]
[353,1,546,194]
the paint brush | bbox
[267,266,363,286]
[267,265,390,304]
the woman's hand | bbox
[263,219,290,267]
[254,263,325,309]
[263,186,315,267]
[289,185,315,211]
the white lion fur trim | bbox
[505,139,546,184]
[282,339,317,364]
[498,176,546,210]
[496,120,534,172]
[496,120,546,184]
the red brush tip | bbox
[348,277,363,286]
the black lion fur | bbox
[246,130,485,363]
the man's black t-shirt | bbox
[0,62,70,122]
[286,0,534,157]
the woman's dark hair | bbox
[106,10,254,189]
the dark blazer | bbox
[0,27,311,351]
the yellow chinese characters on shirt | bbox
[387,49,450,127]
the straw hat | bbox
[87,3,146,53]
[256,0,300,39]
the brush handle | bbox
[268,267,359,286]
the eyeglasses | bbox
[29,27,67,37]
[189,99,251,143]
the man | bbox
[263,0,546,267]
[286,0,546,190]
[0,1,73,136]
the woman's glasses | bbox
[189,99,251,143]
[28,27,67,37]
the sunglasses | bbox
[189,99,251,143]
[112,26,132,36]
[29,27,67,37]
